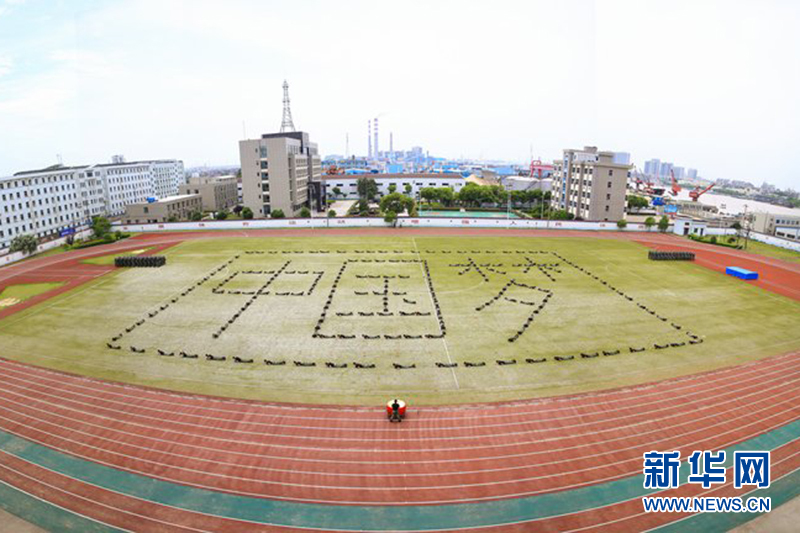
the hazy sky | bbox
[1,0,799,188]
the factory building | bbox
[550,146,631,221]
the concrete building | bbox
[122,194,202,224]
[550,146,632,221]
[179,175,238,212]
[239,132,322,218]
[0,158,184,251]
[322,173,466,201]
[752,212,800,241]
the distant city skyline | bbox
[1,0,799,189]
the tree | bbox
[437,187,455,207]
[658,215,670,233]
[383,210,398,227]
[616,219,628,229]
[167,215,178,223]
[380,192,415,216]
[388,183,397,194]
[404,184,413,195]
[271,209,285,219]
[627,195,649,210]
[189,210,203,221]
[550,209,575,220]
[91,216,111,239]
[357,199,369,216]
[419,187,436,204]
[299,207,311,218]
[356,177,378,201]
[332,186,342,198]
[233,205,243,215]
[215,210,229,220]
[644,216,656,231]
[327,209,336,218]
[241,207,254,220]
[10,234,38,255]
[457,183,485,207]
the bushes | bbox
[214,210,229,221]
[10,234,38,255]
[70,232,131,250]
[327,209,336,218]
[299,207,311,218]
[616,219,628,229]
[271,209,285,219]
[241,207,254,220]
[189,210,203,221]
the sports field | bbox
[1,235,798,405]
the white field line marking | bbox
[412,238,458,389]
[2,355,799,443]
[1,348,798,423]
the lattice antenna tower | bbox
[280,80,296,133]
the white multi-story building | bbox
[0,159,184,251]
[322,173,466,201]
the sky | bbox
[0,0,799,188]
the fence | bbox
[0,229,93,268]
[113,217,661,233]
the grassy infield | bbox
[0,235,798,405]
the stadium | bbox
[0,226,799,531]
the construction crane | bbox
[669,169,682,196]
[689,183,714,202]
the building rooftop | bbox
[321,173,463,181]
[132,194,200,205]
[12,164,90,176]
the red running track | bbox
[1,351,800,532]
[1,350,800,507]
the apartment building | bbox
[550,146,631,221]
[0,158,184,251]
[122,194,202,224]
[179,175,238,212]
[322,173,466,200]
[239,132,322,218]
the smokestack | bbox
[374,118,379,159]
[368,120,372,159]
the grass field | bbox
[81,247,153,265]
[1,235,798,405]
[742,239,800,263]
[0,282,64,308]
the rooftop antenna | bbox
[280,80,296,133]
[56,154,63,165]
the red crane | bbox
[689,183,714,202]
[669,169,682,196]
